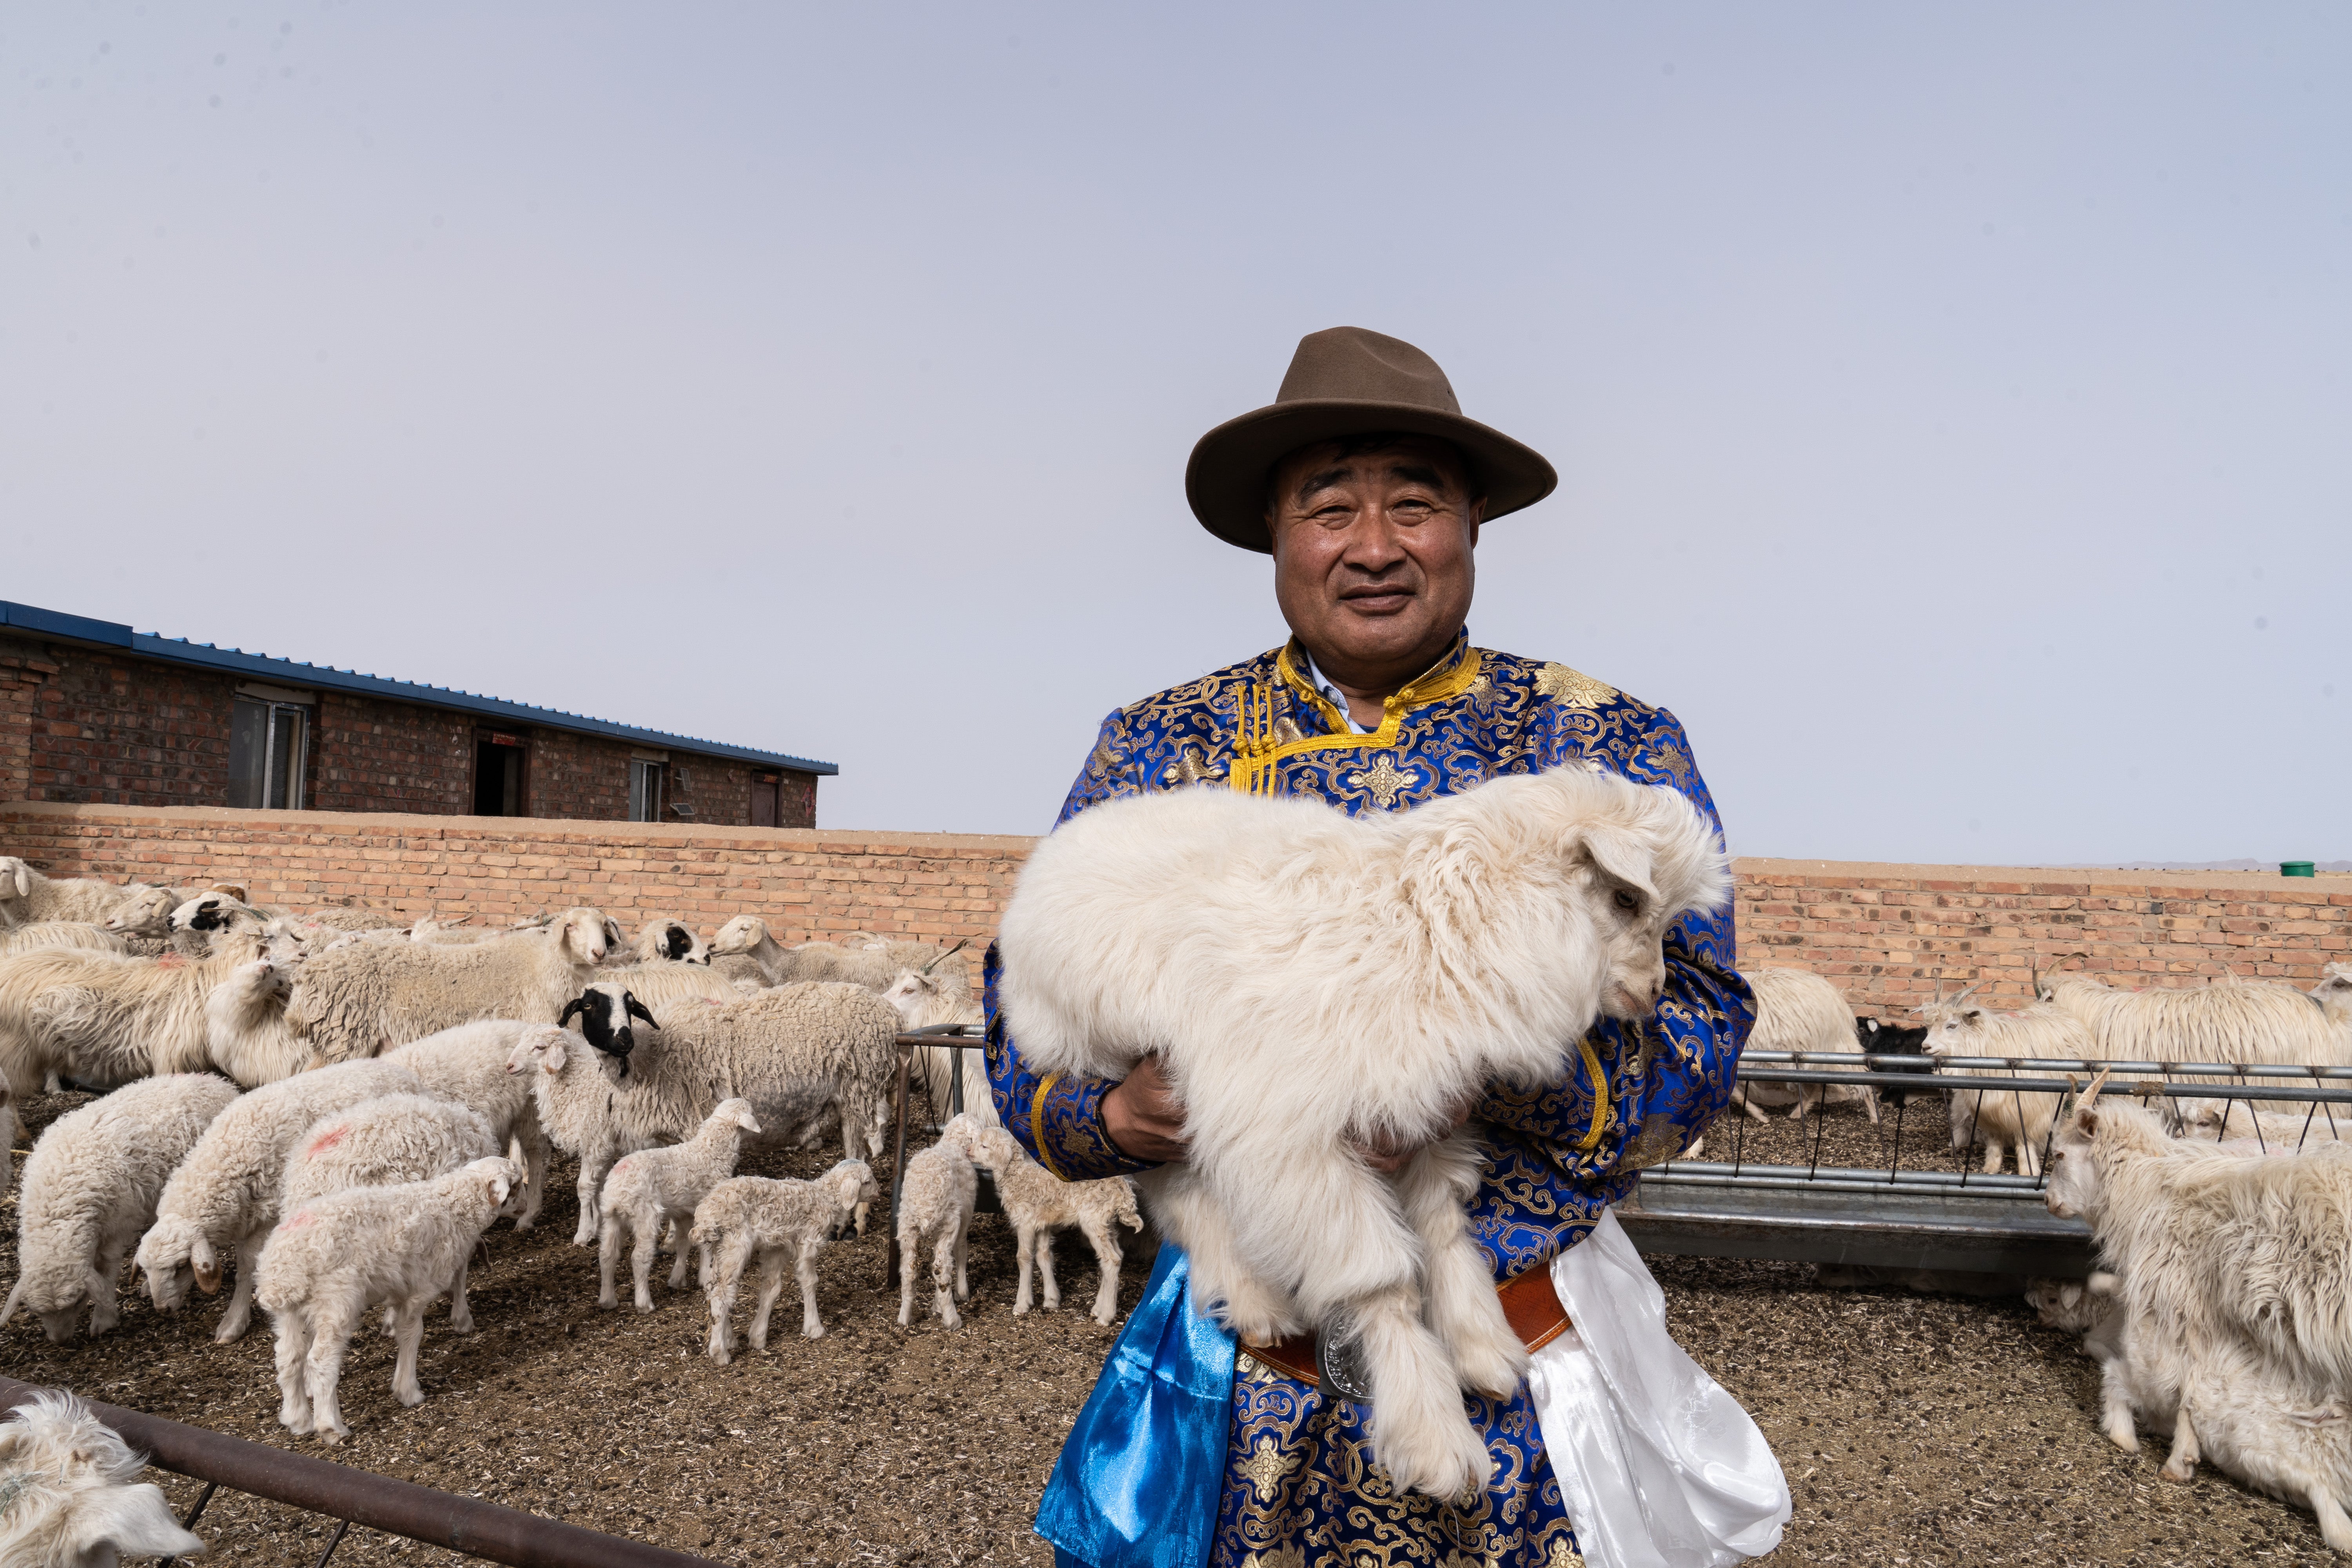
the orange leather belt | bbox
[1243,1265,1571,1394]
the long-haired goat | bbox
[1730,967,1875,1123]
[1920,998,2084,1176]
[0,1390,207,1566]
[996,766,1730,1499]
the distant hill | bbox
[2054,859,2352,873]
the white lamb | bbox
[132,1058,423,1343]
[384,1020,549,1229]
[997,765,1730,1498]
[882,967,995,1126]
[691,1159,880,1360]
[280,1093,503,1331]
[597,1098,762,1312]
[2,1074,241,1342]
[895,1127,978,1331]
[0,1390,209,1567]
[1730,966,1876,1123]
[965,1122,1142,1325]
[284,906,609,1063]
[256,1156,522,1444]
[1920,998,2086,1176]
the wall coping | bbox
[0,800,1035,855]
[1736,856,2352,899]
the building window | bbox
[750,772,780,828]
[473,731,527,816]
[628,759,663,822]
[228,697,307,809]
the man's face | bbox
[1267,435,1483,686]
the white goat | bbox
[997,766,1730,1499]
[1730,966,1875,1123]
[132,1058,423,1343]
[597,1098,762,1312]
[965,1122,1142,1325]
[2,1074,241,1342]
[882,967,994,1127]
[0,1390,208,1566]
[2041,971,2348,1068]
[1920,1000,2085,1176]
[256,1156,521,1445]
[284,906,609,1063]
[691,1160,879,1359]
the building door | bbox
[473,731,526,816]
[750,772,780,828]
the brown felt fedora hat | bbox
[1185,326,1557,553]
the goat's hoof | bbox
[803,1324,825,1340]
[2161,1458,2196,1483]
[319,1428,347,1447]
[635,1300,655,1315]
[397,1388,425,1408]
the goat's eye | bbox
[1612,889,1639,914]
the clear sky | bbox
[4,4,2345,863]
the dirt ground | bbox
[5,1089,2344,1567]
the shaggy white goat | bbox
[707,917,970,994]
[0,861,151,930]
[597,1098,761,1312]
[894,1131,976,1331]
[965,1122,1142,1325]
[691,1160,879,1359]
[280,1093,503,1331]
[256,1156,521,1444]
[1730,966,1876,1123]
[384,1020,548,1229]
[1920,1000,2086,1177]
[0,1390,209,1567]
[2,1074,241,1342]
[285,905,609,1062]
[882,967,994,1127]
[2040,971,2348,1070]
[997,764,1729,1498]
[132,1058,423,1344]
[2046,1074,2352,1476]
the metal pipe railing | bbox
[0,1377,720,1567]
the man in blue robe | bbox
[986,326,1753,1568]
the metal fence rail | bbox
[0,1376,720,1568]
[1619,1050,2352,1278]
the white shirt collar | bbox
[1298,650,1376,735]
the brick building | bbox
[0,599,833,827]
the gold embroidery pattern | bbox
[1533,662,1617,709]
[1237,1434,1294,1503]
[1348,756,1417,809]
[1547,1541,1587,1568]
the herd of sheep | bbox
[7,845,2352,1553]
[0,855,1138,1467]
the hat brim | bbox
[1185,399,1557,554]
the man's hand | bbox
[1102,1054,1189,1163]
[1348,1089,1482,1175]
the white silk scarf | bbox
[1525,1210,1792,1568]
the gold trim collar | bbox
[1231,636,1483,794]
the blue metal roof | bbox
[0,600,837,776]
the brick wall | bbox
[0,633,818,828]
[4,806,2346,1014]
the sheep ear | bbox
[10,863,30,899]
[543,1039,568,1072]
[558,996,587,1027]
[736,1108,763,1134]
[486,1170,514,1205]
[1579,825,1659,904]
[624,995,658,1029]
[0,1278,24,1327]
[191,1238,221,1294]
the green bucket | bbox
[2282,860,2317,878]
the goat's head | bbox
[710,915,767,956]
[100,883,177,935]
[1546,773,1731,1020]
[557,983,657,1077]
[0,1392,209,1563]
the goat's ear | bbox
[2077,1109,2101,1136]
[191,1237,221,1294]
[1579,824,1659,906]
